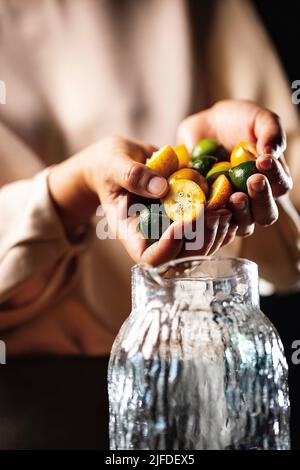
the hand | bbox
[177,100,292,250]
[48,136,185,265]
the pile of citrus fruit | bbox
[139,139,258,244]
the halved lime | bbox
[206,162,231,183]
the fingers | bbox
[110,153,169,199]
[247,174,278,226]
[123,203,250,265]
[141,222,184,266]
[256,155,292,197]
[221,223,238,247]
[177,100,259,151]
[177,100,287,159]
[179,210,232,257]
[208,210,232,254]
[85,136,167,200]
[199,213,220,254]
[107,205,183,266]
[253,109,286,156]
[230,193,254,237]
[113,194,184,266]
[177,109,213,151]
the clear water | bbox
[108,300,290,450]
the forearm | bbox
[0,169,90,321]
[48,152,99,236]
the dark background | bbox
[253,0,299,84]
[252,0,300,450]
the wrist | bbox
[48,155,99,235]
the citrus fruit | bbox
[175,144,190,169]
[139,205,171,245]
[168,168,209,196]
[146,144,179,177]
[206,161,232,183]
[230,141,257,167]
[207,175,233,210]
[163,179,206,222]
[192,156,217,176]
[191,138,220,161]
[228,161,257,193]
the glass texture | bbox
[108,257,290,450]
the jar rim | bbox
[132,256,258,286]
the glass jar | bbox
[108,257,290,450]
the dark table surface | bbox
[0,356,109,450]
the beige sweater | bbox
[0,0,300,356]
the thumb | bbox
[110,153,169,198]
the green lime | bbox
[228,161,257,193]
[192,156,217,176]
[191,138,220,161]
[138,204,171,245]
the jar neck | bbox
[132,257,260,312]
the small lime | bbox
[192,156,217,176]
[228,161,257,193]
[138,205,171,245]
[191,138,220,161]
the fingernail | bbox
[207,216,219,230]
[251,178,266,192]
[235,200,247,211]
[147,176,168,195]
[257,156,272,171]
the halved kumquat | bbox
[146,144,179,178]
[175,144,190,169]
[168,168,209,196]
[230,141,257,167]
[207,174,233,211]
[163,179,206,222]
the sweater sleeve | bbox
[0,169,91,330]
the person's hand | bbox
[177,99,292,248]
[48,136,186,265]
[49,100,292,267]
[49,135,232,265]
